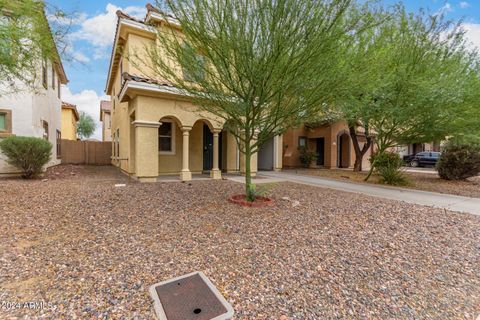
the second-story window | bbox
[58,78,61,99]
[42,59,47,89]
[52,65,55,89]
[182,44,204,82]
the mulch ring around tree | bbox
[228,194,274,207]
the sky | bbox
[47,0,480,140]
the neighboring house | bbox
[0,51,68,176]
[283,121,374,170]
[106,5,282,182]
[61,102,79,140]
[99,100,112,142]
[395,142,441,158]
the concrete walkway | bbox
[260,171,480,216]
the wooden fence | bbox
[60,140,112,165]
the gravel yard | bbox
[292,168,480,198]
[1,166,479,319]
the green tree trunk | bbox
[244,144,255,202]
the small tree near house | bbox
[132,0,368,201]
[0,0,73,94]
[338,5,480,176]
[77,112,96,140]
[0,136,52,179]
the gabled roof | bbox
[104,3,180,95]
[62,102,79,121]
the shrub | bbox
[437,143,480,180]
[371,151,409,186]
[298,146,317,168]
[0,136,52,179]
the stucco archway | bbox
[337,130,351,168]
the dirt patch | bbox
[0,166,479,319]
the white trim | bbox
[146,12,181,28]
[158,119,176,155]
[131,120,161,128]
[118,80,188,102]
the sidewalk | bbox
[259,171,480,216]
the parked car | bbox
[403,151,441,167]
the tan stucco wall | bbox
[107,19,282,181]
[110,93,256,180]
[102,112,112,142]
[61,108,77,140]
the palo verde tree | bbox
[77,112,96,140]
[0,0,71,94]
[133,0,364,201]
[339,5,480,175]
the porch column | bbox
[210,129,222,179]
[180,126,192,181]
[132,120,161,182]
[274,135,283,171]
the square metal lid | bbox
[149,271,234,320]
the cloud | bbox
[436,3,453,15]
[47,12,88,26]
[72,51,90,63]
[62,86,110,140]
[462,23,480,51]
[459,2,469,9]
[71,4,146,60]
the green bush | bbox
[437,143,480,180]
[371,151,408,186]
[298,146,317,168]
[0,136,52,179]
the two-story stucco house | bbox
[106,4,282,182]
[61,102,79,141]
[99,100,112,142]
[0,57,68,176]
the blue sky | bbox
[48,1,480,139]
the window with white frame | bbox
[158,121,175,154]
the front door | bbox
[203,125,222,171]
[316,138,325,166]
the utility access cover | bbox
[149,271,234,320]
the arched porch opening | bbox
[337,131,351,168]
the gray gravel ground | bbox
[0,166,479,319]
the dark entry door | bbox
[203,125,222,171]
[316,138,325,166]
